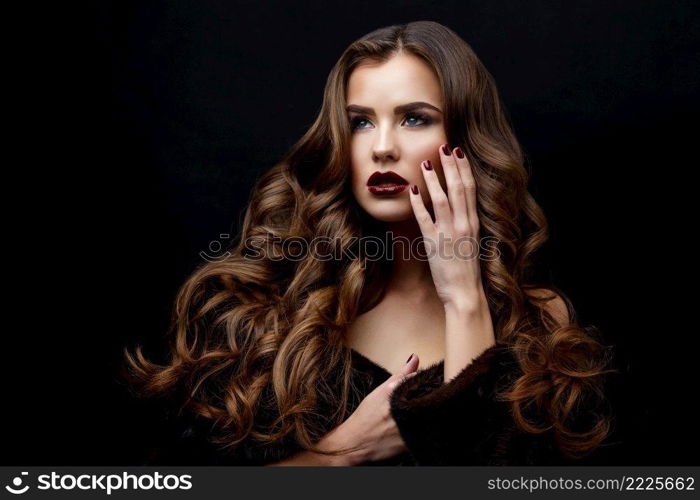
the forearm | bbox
[443,289,496,383]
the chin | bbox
[362,203,414,223]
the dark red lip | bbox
[367,171,409,186]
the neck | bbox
[382,219,437,297]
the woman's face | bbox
[347,52,448,223]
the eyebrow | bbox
[345,101,442,115]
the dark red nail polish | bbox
[454,147,465,159]
[423,160,433,170]
[441,144,451,155]
[411,184,418,194]
[406,353,414,363]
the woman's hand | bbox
[409,144,484,310]
[322,355,421,465]
[409,144,496,381]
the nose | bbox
[372,124,399,162]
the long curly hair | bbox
[122,21,614,461]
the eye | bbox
[350,116,371,131]
[349,113,433,132]
[403,113,432,127]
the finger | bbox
[421,159,452,229]
[386,354,420,390]
[409,184,436,236]
[400,353,420,376]
[453,147,479,234]
[440,144,468,233]
[387,372,418,391]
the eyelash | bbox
[349,113,433,131]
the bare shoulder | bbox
[525,287,570,326]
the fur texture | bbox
[145,344,597,465]
[388,344,555,465]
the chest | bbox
[343,295,446,375]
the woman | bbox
[122,21,615,466]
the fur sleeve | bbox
[389,344,560,465]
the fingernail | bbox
[411,185,418,194]
[423,160,433,171]
[406,353,414,363]
[441,144,451,155]
[454,147,465,159]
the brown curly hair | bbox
[122,20,615,462]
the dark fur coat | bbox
[145,344,610,466]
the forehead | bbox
[346,53,442,108]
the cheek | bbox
[349,147,362,186]
[406,138,448,188]
[404,126,447,157]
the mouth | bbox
[366,171,409,195]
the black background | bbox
[6,0,698,464]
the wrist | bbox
[443,289,488,316]
[317,425,366,466]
